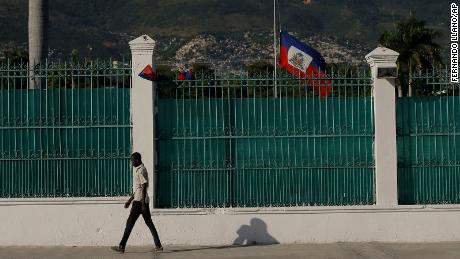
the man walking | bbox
[111,152,163,253]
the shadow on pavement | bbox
[124,245,254,254]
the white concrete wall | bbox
[2,200,460,246]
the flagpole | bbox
[273,0,278,98]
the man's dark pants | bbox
[119,201,162,248]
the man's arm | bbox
[125,195,134,209]
[141,183,148,212]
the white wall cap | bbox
[365,47,399,67]
[129,35,156,52]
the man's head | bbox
[131,152,142,167]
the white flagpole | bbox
[273,0,278,98]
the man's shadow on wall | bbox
[233,218,279,246]
[161,218,278,254]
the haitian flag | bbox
[138,64,156,81]
[279,31,332,97]
[177,70,194,80]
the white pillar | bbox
[365,47,399,207]
[129,35,157,208]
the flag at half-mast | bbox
[138,64,156,81]
[279,31,332,97]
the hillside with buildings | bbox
[0,0,451,67]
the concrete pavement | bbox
[2,243,460,259]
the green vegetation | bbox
[379,15,443,96]
[246,60,274,76]
[191,63,214,77]
[0,42,28,64]
[71,49,79,64]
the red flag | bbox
[177,71,186,80]
[138,64,156,81]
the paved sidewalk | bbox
[1,242,460,259]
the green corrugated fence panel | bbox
[397,96,460,204]
[157,99,230,207]
[157,97,375,208]
[0,88,132,197]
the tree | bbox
[0,43,29,90]
[156,65,176,98]
[70,49,79,64]
[191,63,215,78]
[379,15,443,97]
[28,0,49,89]
[0,42,28,64]
[246,60,274,76]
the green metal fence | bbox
[0,60,132,198]
[397,69,460,204]
[156,69,375,208]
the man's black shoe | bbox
[153,246,163,252]
[111,246,125,253]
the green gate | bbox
[0,60,132,198]
[397,69,460,204]
[157,70,375,208]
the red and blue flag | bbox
[177,70,194,81]
[279,31,332,97]
[138,64,156,81]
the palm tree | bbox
[379,14,443,97]
[28,0,49,89]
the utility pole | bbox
[273,0,278,98]
[28,0,49,89]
